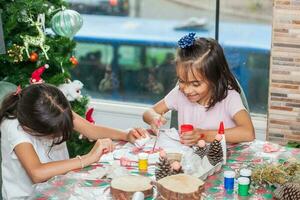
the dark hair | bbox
[0,84,73,145]
[175,37,241,109]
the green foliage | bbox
[286,142,300,148]
[67,133,94,158]
[70,96,90,116]
[252,161,300,186]
[0,0,90,156]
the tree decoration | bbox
[20,14,50,60]
[69,55,78,66]
[51,9,83,38]
[30,64,49,84]
[85,108,95,124]
[0,1,89,158]
[274,182,300,200]
[58,80,83,101]
[29,52,38,62]
[7,44,24,63]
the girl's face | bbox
[177,66,211,105]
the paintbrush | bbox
[151,112,164,152]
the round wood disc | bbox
[110,175,153,200]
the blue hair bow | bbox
[178,32,196,49]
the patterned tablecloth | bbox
[29,141,300,200]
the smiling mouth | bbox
[186,94,199,99]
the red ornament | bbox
[85,108,95,124]
[30,64,49,84]
[70,56,78,66]
[29,52,39,62]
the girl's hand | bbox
[150,115,167,135]
[86,138,114,164]
[180,130,204,146]
[127,128,148,143]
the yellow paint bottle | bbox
[138,153,149,174]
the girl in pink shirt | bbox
[143,33,255,145]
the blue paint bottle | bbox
[224,171,235,194]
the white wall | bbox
[90,99,267,140]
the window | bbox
[72,0,271,115]
[219,0,272,114]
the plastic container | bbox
[180,124,194,134]
[238,177,250,196]
[138,153,149,174]
[240,168,252,184]
[224,171,235,193]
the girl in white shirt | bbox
[0,83,146,199]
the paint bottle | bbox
[180,124,194,134]
[138,152,149,174]
[218,121,227,164]
[240,168,252,184]
[238,177,250,196]
[224,170,235,194]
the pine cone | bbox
[155,157,172,180]
[274,182,300,200]
[194,145,207,159]
[207,139,223,166]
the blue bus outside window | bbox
[72,15,271,114]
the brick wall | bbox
[267,0,300,144]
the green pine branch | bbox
[0,0,90,156]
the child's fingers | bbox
[159,116,167,126]
[181,139,197,146]
[135,127,147,138]
[131,129,142,139]
[150,124,159,135]
[180,132,195,139]
[102,148,108,154]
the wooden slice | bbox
[110,175,153,200]
[167,153,182,163]
[155,174,204,200]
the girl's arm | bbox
[199,110,255,143]
[14,139,113,183]
[73,112,146,143]
[181,110,255,145]
[143,100,169,133]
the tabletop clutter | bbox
[108,122,228,200]
[31,122,300,200]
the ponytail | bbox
[0,92,20,123]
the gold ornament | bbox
[7,44,24,63]
[20,14,50,60]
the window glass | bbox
[72,1,216,105]
[220,0,272,114]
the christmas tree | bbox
[0,0,93,157]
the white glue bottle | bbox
[218,121,227,164]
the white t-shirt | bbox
[1,119,69,200]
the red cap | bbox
[218,121,224,134]
[30,64,49,84]
[180,124,194,134]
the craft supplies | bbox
[224,171,235,193]
[240,168,252,184]
[180,124,194,134]
[138,153,149,174]
[238,177,250,196]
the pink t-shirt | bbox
[164,86,246,130]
